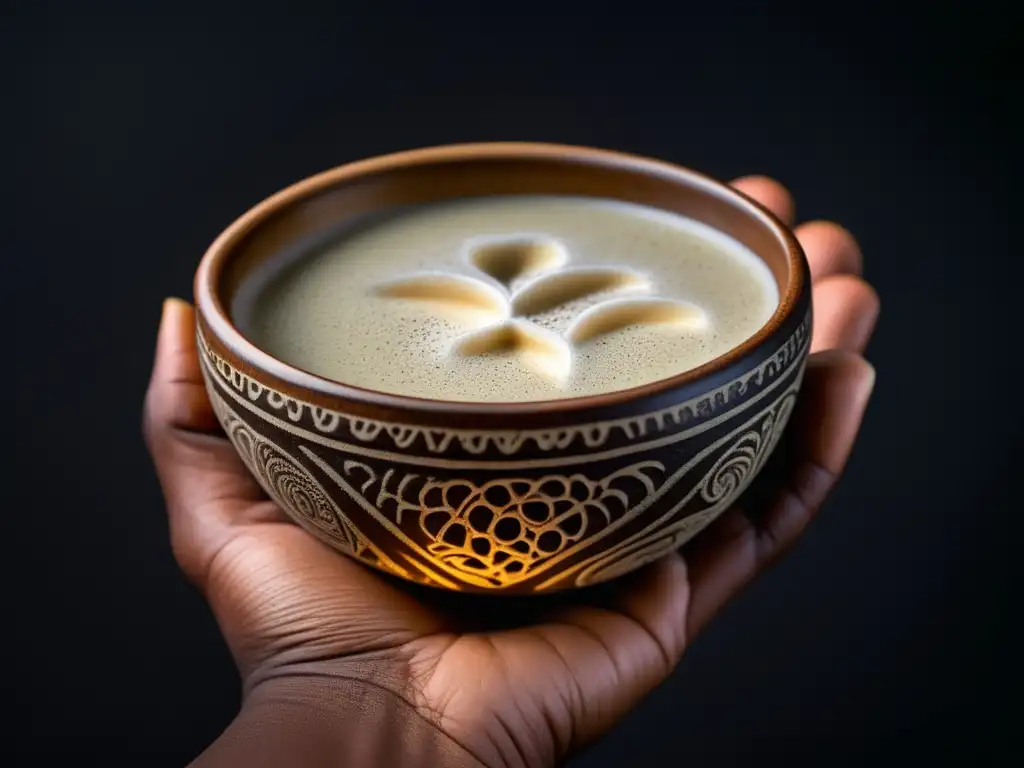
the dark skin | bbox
[144,177,879,767]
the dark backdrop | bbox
[6,2,1013,765]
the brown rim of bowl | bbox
[195,142,807,417]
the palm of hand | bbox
[189,460,687,763]
[146,178,878,767]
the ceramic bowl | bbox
[194,143,812,594]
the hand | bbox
[144,177,879,768]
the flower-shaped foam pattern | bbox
[374,235,708,386]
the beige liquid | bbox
[236,195,779,403]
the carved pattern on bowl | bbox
[198,313,808,593]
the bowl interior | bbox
[196,143,806,419]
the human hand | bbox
[144,177,878,768]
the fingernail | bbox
[863,360,876,389]
[852,297,881,352]
[857,360,876,407]
[161,296,188,326]
[158,299,194,351]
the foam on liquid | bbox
[235,196,779,403]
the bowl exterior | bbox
[197,297,810,594]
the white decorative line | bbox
[203,363,803,591]
[198,306,808,458]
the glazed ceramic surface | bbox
[195,143,812,594]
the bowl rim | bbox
[194,141,807,418]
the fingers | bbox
[731,176,796,226]
[796,221,863,281]
[784,204,878,354]
[798,221,878,353]
[730,176,867,288]
[676,178,877,638]
[811,275,880,353]
[143,298,267,585]
[788,351,876,475]
[682,350,876,638]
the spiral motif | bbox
[199,320,808,592]
[568,392,799,590]
[224,412,258,472]
[257,445,337,529]
[212,396,362,555]
[701,443,758,503]
[701,413,774,503]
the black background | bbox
[6,2,1014,765]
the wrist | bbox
[190,673,487,768]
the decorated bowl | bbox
[194,143,811,594]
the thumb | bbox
[143,298,220,444]
[143,298,266,584]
